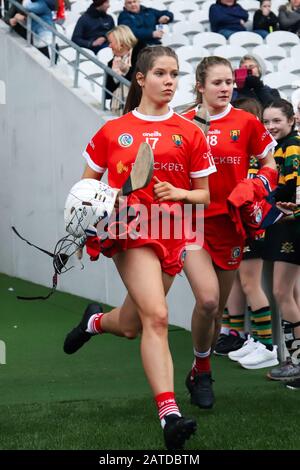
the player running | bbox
[63,46,216,450]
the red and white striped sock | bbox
[155,392,181,428]
[191,348,211,377]
[86,313,105,334]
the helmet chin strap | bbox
[11,226,83,300]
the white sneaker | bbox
[228,336,257,362]
[238,343,279,369]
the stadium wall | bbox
[0,23,196,330]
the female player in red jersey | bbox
[182,56,277,409]
[63,46,216,450]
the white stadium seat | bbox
[263,72,299,100]
[168,0,199,20]
[290,44,300,59]
[193,32,226,54]
[176,45,209,70]
[190,10,210,32]
[266,31,300,56]
[291,88,300,109]
[229,31,263,53]
[213,45,248,69]
[252,45,286,72]
[172,22,204,44]
[162,33,189,49]
[277,58,300,78]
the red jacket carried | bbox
[227,167,282,240]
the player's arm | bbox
[81,164,104,180]
[153,176,210,206]
[259,150,277,170]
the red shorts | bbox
[203,214,245,270]
[99,197,186,276]
[103,236,186,276]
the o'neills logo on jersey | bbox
[172,134,183,146]
[230,130,240,141]
[116,161,129,174]
[143,131,162,137]
[118,133,133,147]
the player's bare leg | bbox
[184,249,219,408]
[114,246,196,449]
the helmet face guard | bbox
[64,179,118,238]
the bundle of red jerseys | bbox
[85,193,141,261]
[227,167,283,240]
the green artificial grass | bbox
[1,273,300,450]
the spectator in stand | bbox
[209,0,248,39]
[118,0,173,46]
[105,25,145,114]
[72,0,114,54]
[9,0,54,58]
[253,0,279,38]
[4,0,27,39]
[279,0,300,36]
[232,54,280,106]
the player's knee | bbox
[143,305,169,333]
[240,279,251,296]
[198,298,219,319]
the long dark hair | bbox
[263,98,295,130]
[123,46,179,114]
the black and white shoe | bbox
[63,303,103,354]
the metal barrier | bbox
[3,0,131,110]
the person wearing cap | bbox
[231,54,280,106]
[71,0,115,54]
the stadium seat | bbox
[229,31,263,53]
[178,73,195,92]
[263,72,298,100]
[189,10,211,32]
[171,88,195,109]
[252,44,286,72]
[110,0,124,16]
[193,32,226,54]
[172,22,204,45]
[238,0,259,20]
[291,87,300,109]
[178,60,194,76]
[200,0,216,14]
[168,0,199,20]
[162,33,189,49]
[277,58,300,78]
[213,45,248,69]
[96,47,113,65]
[264,59,274,74]
[176,45,209,70]
[290,44,300,59]
[266,31,300,57]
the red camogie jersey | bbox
[84,108,216,207]
[183,104,276,218]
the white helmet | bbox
[64,179,118,238]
